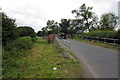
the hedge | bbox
[82,30,120,39]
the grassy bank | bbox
[71,37,120,51]
[3,37,83,78]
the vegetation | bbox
[72,3,98,32]
[0,12,2,43]
[3,38,83,78]
[17,26,36,38]
[37,31,43,37]
[46,20,60,34]
[99,13,119,30]
[59,19,70,34]
[3,36,34,76]
[37,3,119,38]
[2,12,36,46]
[70,4,120,46]
[82,30,120,39]
[2,12,37,78]
[115,29,120,39]
[2,12,83,78]
[71,37,120,51]
[2,2,120,78]
[4,37,33,51]
[2,12,18,46]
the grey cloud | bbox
[1,0,119,32]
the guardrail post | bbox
[113,39,116,45]
[104,38,105,43]
[69,42,70,54]
[57,37,71,54]
[66,40,67,47]
[78,35,119,45]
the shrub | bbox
[3,36,34,75]
[32,37,37,42]
[3,36,33,59]
[82,30,117,38]
[2,12,18,46]
[15,36,33,50]
[115,29,120,39]
[5,36,33,51]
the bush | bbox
[3,36,34,75]
[15,36,33,50]
[5,36,33,51]
[115,29,120,39]
[32,37,37,42]
[2,12,18,46]
[3,36,33,59]
[82,30,117,38]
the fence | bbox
[55,36,71,54]
[76,35,120,45]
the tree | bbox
[17,26,36,38]
[37,31,43,37]
[46,20,60,34]
[2,12,18,46]
[41,27,48,36]
[70,19,85,34]
[89,13,99,31]
[72,3,97,32]
[59,19,70,34]
[100,13,119,30]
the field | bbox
[3,37,83,78]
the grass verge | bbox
[3,37,83,78]
[71,37,120,51]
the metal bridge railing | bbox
[77,35,120,45]
[55,36,71,54]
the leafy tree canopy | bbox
[37,31,43,37]
[59,19,70,34]
[72,3,98,32]
[100,12,119,30]
[2,12,18,46]
[17,26,36,38]
[46,20,60,34]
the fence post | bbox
[104,38,105,43]
[97,37,99,42]
[114,40,115,45]
[69,42,70,54]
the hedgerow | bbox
[3,36,35,75]
[82,30,120,39]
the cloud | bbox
[0,0,119,32]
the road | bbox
[61,39,118,78]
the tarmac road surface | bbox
[64,39,118,78]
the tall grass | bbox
[3,37,83,78]
[3,36,35,75]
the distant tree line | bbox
[2,3,119,42]
[17,26,36,37]
[37,3,119,39]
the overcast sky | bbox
[0,0,120,32]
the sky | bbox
[0,0,120,32]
